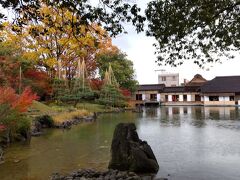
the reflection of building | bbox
[158,73,179,87]
[201,76,240,106]
[133,74,240,106]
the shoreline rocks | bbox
[0,146,4,164]
[109,123,159,173]
[55,115,97,129]
[31,114,97,136]
[51,169,167,180]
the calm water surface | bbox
[1,106,240,180]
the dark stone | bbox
[141,176,152,180]
[108,123,159,173]
[0,146,4,163]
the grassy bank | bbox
[52,109,91,124]
[27,101,120,125]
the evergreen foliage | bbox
[97,64,126,107]
[52,60,95,104]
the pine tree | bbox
[98,64,125,107]
[69,59,94,105]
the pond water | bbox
[1,106,240,180]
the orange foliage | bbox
[90,79,104,91]
[0,87,38,112]
[0,87,17,105]
[120,88,131,97]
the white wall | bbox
[187,95,191,101]
[142,94,146,100]
[157,94,161,101]
[168,95,172,102]
[179,95,183,102]
[204,96,209,101]
[225,96,230,101]
[219,96,224,101]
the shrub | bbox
[35,115,54,128]
[16,115,31,140]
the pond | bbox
[1,106,240,180]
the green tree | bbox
[68,60,94,105]
[97,65,125,107]
[52,60,94,105]
[0,0,145,36]
[97,51,138,93]
[146,0,240,67]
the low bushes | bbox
[52,109,91,124]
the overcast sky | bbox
[112,0,240,84]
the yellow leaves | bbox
[38,47,50,54]
[1,21,10,27]
[22,51,39,62]
[46,58,57,68]
[0,3,117,78]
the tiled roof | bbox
[201,76,240,93]
[186,74,207,86]
[185,86,201,92]
[163,86,185,93]
[137,84,165,91]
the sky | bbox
[112,0,240,85]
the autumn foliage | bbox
[0,87,38,112]
[90,79,104,91]
[120,88,131,97]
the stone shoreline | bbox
[51,169,168,180]
[32,108,134,135]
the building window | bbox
[162,77,166,81]
[183,95,187,101]
[209,96,219,101]
[172,76,176,80]
[150,94,157,101]
[230,96,234,101]
[195,95,201,101]
[172,95,179,102]
[165,95,168,102]
[136,94,142,100]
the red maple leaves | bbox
[0,87,38,112]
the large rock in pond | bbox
[108,123,159,173]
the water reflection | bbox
[1,106,240,180]
[141,106,240,128]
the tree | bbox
[97,50,138,93]
[1,7,113,80]
[52,60,94,105]
[146,0,240,67]
[0,41,51,98]
[0,0,145,37]
[97,65,126,107]
[0,87,38,143]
